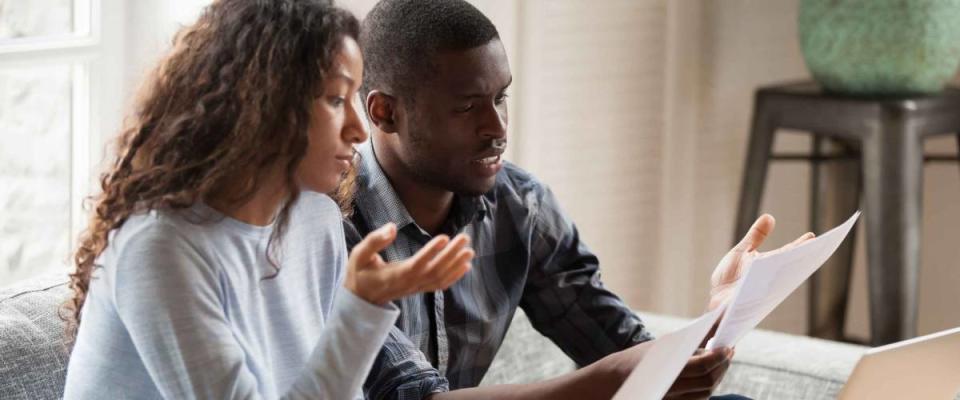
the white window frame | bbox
[0,0,125,263]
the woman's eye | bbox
[455,104,474,113]
[327,96,346,107]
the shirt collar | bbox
[354,141,488,236]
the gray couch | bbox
[483,308,869,399]
[2,272,872,399]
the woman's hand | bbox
[344,223,474,306]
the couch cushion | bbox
[0,272,72,400]
[3,273,953,400]
[483,310,877,400]
[480,309,577,385]
[642,313,867,400]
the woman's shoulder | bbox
[100,208,215,277]
[112,208,207,248]
[290,192,344,233]
[294,191,340,217]
[111,209,189,246]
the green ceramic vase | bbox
[799,0,960,95]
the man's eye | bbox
[328,96,345,107]
[455,104,474,113]
[495,93,509,105]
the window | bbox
[0,0,122,285]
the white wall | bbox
[685,0,960,339]
[119,0,209,108]
[100,0,960,339]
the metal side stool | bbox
[735,81,960,346]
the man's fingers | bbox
[736,214,775,252]
[678,348,730,378]
[351,223,397,268]
[668,349,731,398]
[668,375,718,395]
[792,231,815,246]
[782,231,815,249]
[664,390,713,400]
[763,231,816,258]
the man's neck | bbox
[372,138,453,235]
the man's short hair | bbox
[360,0,500,100]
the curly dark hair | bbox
[62,0,359,342]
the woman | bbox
[61,1,473,398]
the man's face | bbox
[396,39,512,196]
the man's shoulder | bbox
[486,161,569,229]
[493,161,550,202]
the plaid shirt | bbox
[346,143,653,400]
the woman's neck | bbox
[208,170,290,227]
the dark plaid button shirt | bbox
[346,143,653,400]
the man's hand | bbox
[597,342,732,400]
[598,340,656,384]
[709,214,815,310]
[664,348,733,400]
[344,223,474,305]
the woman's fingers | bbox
[368,234,475,302]
[430,248,474,291]
[422,234,470,271]
[404,234,451,270]
[350,223,397,270]
[406,235,473,293]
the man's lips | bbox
[472,155,501,165]
[471,148,505,165]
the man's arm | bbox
[360,322,725,400]
[349,193,730,400]
[519,185,652,364]
[425,341,728,400]
[507,184,730,399]
[426,355,624,400]
[360,317,635,400]
[362,325,451,400]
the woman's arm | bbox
[108,224,398,400]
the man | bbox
[346,1,810,399]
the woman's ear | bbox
[366,90,399,133]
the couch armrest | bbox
[0,273,72,400]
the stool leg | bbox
[735,95,777,243]
[861,110,922,345]
[808,138,861,340]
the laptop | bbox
[838,326,960,399]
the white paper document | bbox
[612,306,726,400]
[706,211,860,350]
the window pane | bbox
[0,64,73,285]
[0,0,75,41]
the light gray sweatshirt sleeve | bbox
[108,224,398,400]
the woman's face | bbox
[298,36,368,193]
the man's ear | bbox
[366,90,399,134]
